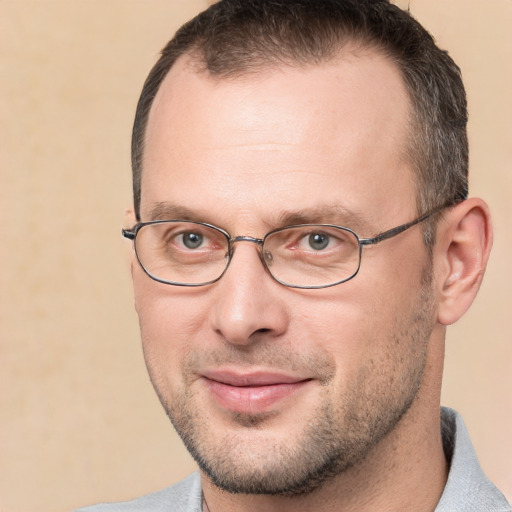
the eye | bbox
[181,231,204,249]
[268,226,352,255]
[307,232,330,251]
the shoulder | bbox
[436,408,511,512]
[73,473,202,512]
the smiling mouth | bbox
[201,371,313,414]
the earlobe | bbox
[436,198,493,326]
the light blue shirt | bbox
[75,408,510,512]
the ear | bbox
[124,207,137,230]
[435,197,493,326]
[123,207,138,272]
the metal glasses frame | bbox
[122,203,452,289]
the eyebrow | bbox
[145,201,371,233]
[273,205,369,232]
[147,203,206,222]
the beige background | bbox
[0,1,510,511]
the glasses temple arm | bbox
[122,228,136,240]
[358,203,448,246]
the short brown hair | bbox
[131,0,468,244]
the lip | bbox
[201,370,312,414]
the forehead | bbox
[142,50,415,228]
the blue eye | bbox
[182,232,204,249]
[308,232,330,250]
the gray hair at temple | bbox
[131,0,468,245]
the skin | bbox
[129,48,492,512]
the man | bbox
[77,0,510,510]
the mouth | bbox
[200,370,313,414]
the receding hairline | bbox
[142,40,417,187]
[146,39,400,121]
[179,32,388,78]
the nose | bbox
[209,241,289,346]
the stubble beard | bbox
[147,269,436,497]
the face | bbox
[133,51,437,495]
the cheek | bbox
[303,261,429,380]
[135,264,206,331]
[133,272,208,380]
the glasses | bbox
[122,205,447,289]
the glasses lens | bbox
[135,221,229,285]
[263,225,360,288]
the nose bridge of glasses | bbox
[230,235,264,247]
[231,235,264,243]
[228,235,270,265]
